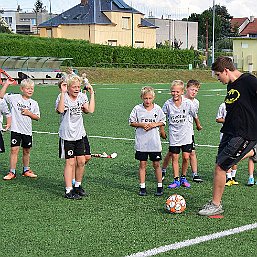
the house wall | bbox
[145,18,198,50]
[1,9,55,34]
[1,11,17,33]
[39,11,156,48]
[233,38,257,72]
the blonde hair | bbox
[170,80,184,91]
[20,78,34,88]
[66,74,82,88]
[186,79,200,89]
[140,86,155,98]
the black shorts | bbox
[135,151,162,162]
[192,135,196,151]
[216,133,257,171]
[83,135,91,155]
[59,137,86,159]
[0,132,5,153]
[11,131,32,148]
[169,143,193,154]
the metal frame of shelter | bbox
[0,56,73,72]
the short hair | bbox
[186,79,200,89]
[66,74,81,88]
[212,56,236,72]
[170,80,184,91]
[20,78,34,88]
[140,86,155,98]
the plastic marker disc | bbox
[208,215,224,219]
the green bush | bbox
[0,33,200,68]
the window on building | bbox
[135,41,144,48]
[20,18,31,22]
[122,17,130,29]
[4,17,12,25]
[108,40,117,46]
[31,18,36,25]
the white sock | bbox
[249,174,254,179]
[231,170,237,178]
[157,183,163,188]
[75,181,81,187]
[227,173,232,179]
[65,187,73,194]
[162,168,166,173]
[140,183,146,188]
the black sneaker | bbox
[155,187,163,196]
[139,188,147,196]
[192,174,203,183]
[162,171,166,181]
[64,189,82,200]
[74,185,87,196]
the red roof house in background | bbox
[231,16,257,37]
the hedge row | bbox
[0,33,200,68]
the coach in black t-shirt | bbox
[199,56,257,216]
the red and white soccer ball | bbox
[166,194,186,214]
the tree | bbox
[188,4,237,51]
[34,0,43,12]
[34,0,43,34]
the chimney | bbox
[250,16,255,22]
[81,0,89,5]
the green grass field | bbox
[0,82,257,257]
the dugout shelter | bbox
[0,56,73,84]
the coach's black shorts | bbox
[11,131,32,148]
[0,132,5,153]
[216,133,257,171]
[59,137,86,159]
[135,151,162,162]
[169,143,193,154]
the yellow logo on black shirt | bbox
[225,89,240,104]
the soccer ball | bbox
[165,194,186,214]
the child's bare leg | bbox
[22,147,30,169]
[138,160,147,196]
[247,158,255,186]
[10,146,19,170]
[64,158,75,188]
[162,152,172,170]
[181,152,190,176]
[171,153,180,178]
[85,155,91,164]
[190,150,197,173]
[139,160,147,184]
[74,155,85,182]
[153,161,162,183]
[153,160,164,196]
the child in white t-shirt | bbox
[0,78,40,180]
[129,86,166,196]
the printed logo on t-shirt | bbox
[225,89,240,104]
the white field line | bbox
[126,223,257,257]
[32,131,218,148]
